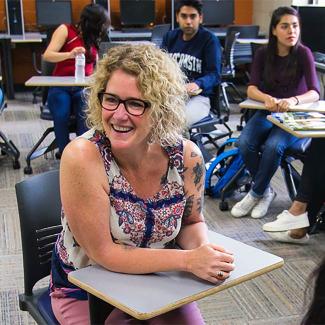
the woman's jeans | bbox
[47,86,88,153]
[239,110,300,197]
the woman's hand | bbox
[186,243,235,284]
[264,95,279,111]
[69,46,86,59]
[275,97,297,112]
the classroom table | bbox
[25,75,91,87]
[0,33,46,99]
[24,75,91,174]
[236,38,268,45]
[239,98,325,113]
[68,230,283,322]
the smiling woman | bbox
[49,44,235,324]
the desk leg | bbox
[88,293,114,324]
[0,39,15,99]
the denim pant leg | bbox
[252,126,300,196]
[239,111,273,188]
[47,87,72,153]
[71,87,88,136]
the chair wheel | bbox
[237,125,243,131]
[244,183,251,192]
[219,201,229,211]
[24,166,33,174]
[1,149,6,155]
[13,160,20,169]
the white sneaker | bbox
[250,188,276,219]
[263,210,310,232]
[231,192,259,218]
[267,231,309,244]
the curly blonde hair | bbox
[86,44,188,145]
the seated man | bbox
[162,0,221,127]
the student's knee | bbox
[238,133,258,157]
[263,139,286,158]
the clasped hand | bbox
[187,243,235,284]
[264,95,297,112]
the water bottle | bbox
[75,53,85,81]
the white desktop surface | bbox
[68,231,283,320]
[25,76,91,87]
[0,32,46,43]
[236,38,268,44]
[239,98,325,113]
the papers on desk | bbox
[239,98,325,113]
[272,112,325,130]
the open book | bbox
[272,112,325,130]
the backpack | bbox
[205,138,248,198]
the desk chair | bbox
[16,170,62,324]
[16,169,114,324]
[189,87,233,162]
[220,31,245,111]
[0,86,20,169]
[226,25,260,66]
[236,42,265,131]
[24,60,77,174]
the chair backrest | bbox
[150,24,170,47]
[15,169,62,295]
[41,58,56,108]
[223,31,240,76]
[226,25,260,64]
[227,25,259,39]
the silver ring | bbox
[216,271,224,278]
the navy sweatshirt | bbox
[162,26,221,96]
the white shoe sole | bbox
[268,231,309,244]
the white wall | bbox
[252,0,307,34]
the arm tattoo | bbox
[196,194,204,214]
[183,195,194,219]
[191,151,199,158]
[192,162,204,187]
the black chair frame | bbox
[16,170,62,324]
[0,87,20,169]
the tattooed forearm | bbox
[192,162,204,187]
[183,195,194,218]
[190,151,198,158]
[196,194,204,214]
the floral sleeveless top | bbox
[50,129,187,299]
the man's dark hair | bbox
[176,0,203,15]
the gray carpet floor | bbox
[1,92,325,325]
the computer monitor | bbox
[202,0,234,26]
[36,0,72,28]
[120,0,155,27]
[295,5,325,53]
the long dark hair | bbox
[302,257,325,324]
[78,4,110,53]
[264,6,301,90]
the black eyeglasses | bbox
[98,92,150,116]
